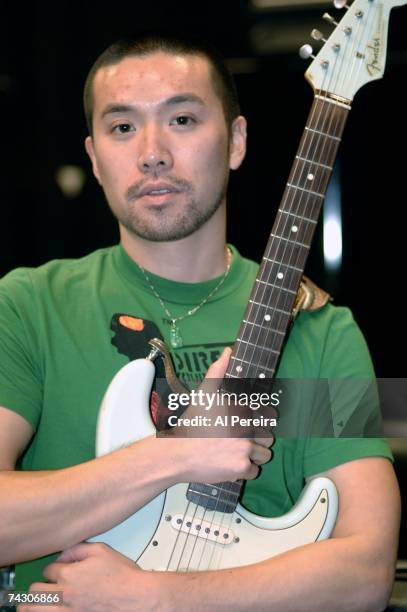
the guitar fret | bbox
[248,300,291,315]
[188,488,239,502]
[287,182,324,199]
[236,338,281,352]
[256,278,297,295]
[277,209,317,225]
[242,320,285,335]
[305,126,341,141]
[230,356,275,372]
[295,156,332,170]
[270,233,308,249]
[263,255,303,271]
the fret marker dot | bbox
[291,225,298,233]
[264,314,271,321]
[307,173,314,180]
[211,488,218,496]
[259,373,266,379]
[236,365,242,372]
[277,272,284,279]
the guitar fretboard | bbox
[225,95,350,383]
[188,93,351,513]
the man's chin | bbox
[121,218,202,243]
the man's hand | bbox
[20,543,170,612]
[160,347,274,484]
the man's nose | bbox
[137,125,173,174]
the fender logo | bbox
[367,37,382,76]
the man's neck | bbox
[119,214,229,283]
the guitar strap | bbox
[293,276,331,318]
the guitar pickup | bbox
[171,514,235,545]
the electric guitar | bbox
[90,0,405,571]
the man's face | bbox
[85,52,246,242]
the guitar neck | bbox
[186,95,351,514]
[224,93,351,385]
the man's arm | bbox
[0,410,269,567]
[0,350,271,567]
[30,455,400,612]
[164,456,399,611]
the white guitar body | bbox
[90,358,338,571]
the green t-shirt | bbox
[0,244,391,590]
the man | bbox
[0,35,400,610]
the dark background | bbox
[0,0,406,377]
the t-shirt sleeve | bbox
[303,306,393,478]
[0,269,43,429]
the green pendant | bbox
[170,322,183,348]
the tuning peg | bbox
[333,0,349,9]
[299,44,315,60]
[311,29,327,43]
[323,12,339,26]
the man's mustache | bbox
[126,176,193,201]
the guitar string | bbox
[195,478,239,572]
[163,416,233,570]
[215,26,349,559]
[178,55,350,576]
[258,7,376,414]
[166,6,373,573]
[244,1,374,382]
[232,81,335,380]
[168,479,239,572]
[235,79,335,383]
[236,4,372,462]
[336,2,375,112]
[164,434,239,570]
[238,16,356,384]
[205,5,376,570]
[192,17,350,575]
[173,478,232,571]
[189,482,238,572]
[249,86,345,384]
[268,0,375,353]
[172,492,204,572]
[228,0,374,382]
[198,71,342,564]
[165,485,210,571]
[196,35,352,573]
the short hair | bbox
[83,34,241,136]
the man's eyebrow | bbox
[164,94,206,107]
[101,104,134,119]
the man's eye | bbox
[112,123,133,134]
[171,116,195,126]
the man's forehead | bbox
[93,52,214,102]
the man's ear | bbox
[229,115,247,170]
[85,136,101,184]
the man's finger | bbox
[42,562,66,583]
[205,347,232,379]
[200,347,232,397]
[244,462,260,480]
[249,444,272,465]
[56,541,108,564]
[254,434,275,448]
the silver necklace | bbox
[137,248,233,348]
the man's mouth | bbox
[137,182,181,198]
[146,188,172,195]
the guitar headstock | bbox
[300,0,407,101]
